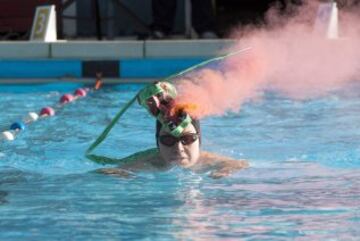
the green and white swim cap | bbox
[137,81,177,111]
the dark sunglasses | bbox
[159,133,199,147]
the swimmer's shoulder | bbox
[198,151,249,178]
[95,149,164,176]
[200,151,249,168]
[118,148,170,170]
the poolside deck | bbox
[0,40,238,83]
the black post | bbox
[94,0,102,40]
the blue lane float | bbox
[10,122,25,131]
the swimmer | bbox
[96,118,249,179]
[91,81,248,178]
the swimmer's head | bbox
[156,118,201,168]
[137,81,177,117]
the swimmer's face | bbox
[158,123,200,168]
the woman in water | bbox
[91,81,248,178]
[97,118,249,179]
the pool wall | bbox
[0,40,236,83]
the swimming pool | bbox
[0,83,359,240]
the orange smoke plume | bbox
[173,1,360,119]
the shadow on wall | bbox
[76,0,186,39]
[216,0,304,36]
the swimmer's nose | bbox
[173,140,185,153]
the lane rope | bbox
[1,76,103,142]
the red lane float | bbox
[40,107,56,117]
[74,88,87,97]
[60,94,75,104]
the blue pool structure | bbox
[0,79,359,240]
[0,58,207,79]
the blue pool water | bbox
[0,83,359,240]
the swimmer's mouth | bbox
[170,156,187,162]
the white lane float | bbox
[1,131,15,141]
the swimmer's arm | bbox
[117,154,159,171]
[95,157,151,178]
[94,167,134,178]
[96,155,151,174]
[201,152,249,179]
[95,151,162,177]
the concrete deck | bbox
[0,40,237,59]
[0,40,239,83]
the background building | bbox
[0,0,291,40]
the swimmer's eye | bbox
[167,122,176,130]
[180,133,198,145]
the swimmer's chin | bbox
[169,157,192,167]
